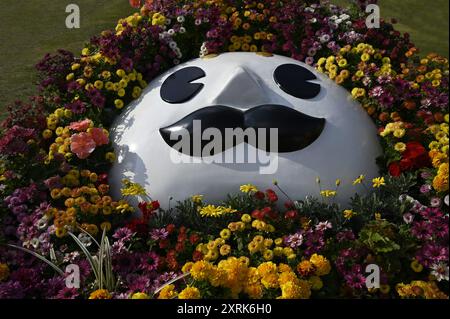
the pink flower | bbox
[90,127,109,146]
[69,119,91,132]
[70,132,96,159]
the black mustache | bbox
[160,104,325,156]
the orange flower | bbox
[70,132,96,159]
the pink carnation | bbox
[69,119,91,132]
[90,127,109,146]
[70,132,96,159]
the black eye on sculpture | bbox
[273,64,321,99]
[160,66,206,103]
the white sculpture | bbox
[109,52,382,208]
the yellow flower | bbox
[309,254,331,276]
[114,99,124,109]
[309,276,323,290]
[395,142,407,152]
[131,292,150,299]
[178,286,201,299]
[361,52,371,61]
[190,194,203,204]
[158,284,177,299]
[411,259,424,272]
[199,205,237,218]
[190,260,213,281]
[380,284,390,294]
[297,260,315,276]
[240,183,258,193]
[279,280,311,299]
[320,190,337,197]
[263,249,274,261]
[220,228,232,240]
[343,209,357,220]
[89,289,112,299]
[121,179,146,196]
[393,129,406,138]
[353,174,365,185]
[220,244,231,256]
[337,58,348,67]
[0,263,10,282]
[372,177,386,188]
[241,214,252,223]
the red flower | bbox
[138,201,160,220]
[254,191,265,200]
[400,141,429,170]
[251,209,264,220]
[285,210,298,220]
[129,0,141,8]
[126,218,148,236]
[189,233,200,245]
[261,207,277,219]
[388,161,401,177]
[175,242,185,253]
[284,200,294,209]
[266,189,278,202]
[159,239,170,249]
[166,224,176,234]
[192,250,203,261]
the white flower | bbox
[31,238,40,249]
[177,16,185,23]
[179,27,186,34]
[444,194,449,206]
[431,262,449,282]
[340,14,350,20]
[169,41,178,49]
[167,29,175,35]
[78,233,92,247]
[37,217,48,230]
[165,18,171,25]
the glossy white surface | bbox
[109,52,382,208]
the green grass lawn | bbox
[0,0,448,119]
[0,0,133,118]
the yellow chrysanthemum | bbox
[178,286,201,299]
[309,254,331,276]
[88,289,112,299]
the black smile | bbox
[160,104,325,156]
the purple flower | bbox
[150,228,169,241]
[420,184,432,194]
[113,227,134,241]
[65,100,86,114]
[430,197,441,207]
[139,251,160,273]
[344,272,366,290]
[411,221,433,240]
[315,221,332,231]
[55,287,80,299]
[285,232,304,248]
[402,213,414,224]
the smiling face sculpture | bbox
[110,52,382,208]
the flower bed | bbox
[0,0,448,299]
